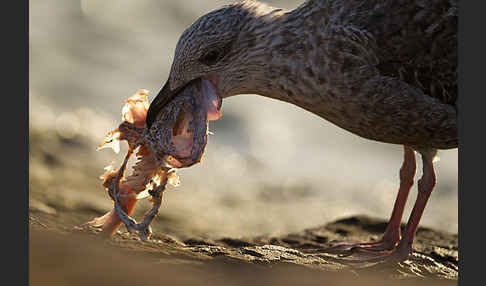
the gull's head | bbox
[146,1,283,127]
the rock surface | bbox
[30,213,457,286]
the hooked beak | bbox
[146,80,178,128]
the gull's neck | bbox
[236,0,331,113]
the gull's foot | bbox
[338,243,412,269]
[318,238,397,256]
[312,241,412,269]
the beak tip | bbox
[146,81,173,128]
[145,106,156,128]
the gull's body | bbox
[144,0,457,264]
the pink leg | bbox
[343,148,438,265]
[392,149,437,258]
[322,146,416,254]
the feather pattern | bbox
[164,0,457,150]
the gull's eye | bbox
[199,50,221,66]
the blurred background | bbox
[29,0,458,239]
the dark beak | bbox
[146,81,177,128]
[146,79,202,128]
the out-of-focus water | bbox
[29,0,458,236]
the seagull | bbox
[146,0,457,264]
